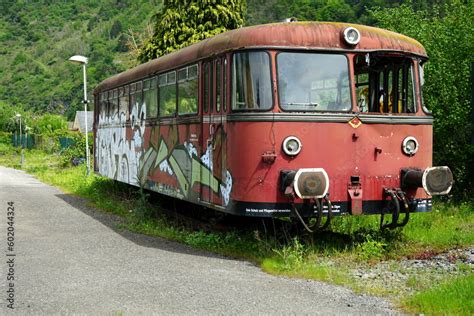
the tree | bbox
[371,1,474,199]
[109,20,123,39]
[138,0,246,62]
[317,0,356,22]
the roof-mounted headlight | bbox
[342,27,361,46]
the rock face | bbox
[352,247,474,295]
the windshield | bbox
[354,54,416,114]
[277,53,351,112]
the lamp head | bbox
[69,55,88,65]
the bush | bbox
[32,114,67,135]
[59,132,92,167]
[0,131,12,145]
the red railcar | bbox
[93,22,452,229]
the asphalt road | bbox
[0,166,396,314]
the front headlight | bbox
[282,136,302,156]
[294,168,329,199]
[402,136,419,156]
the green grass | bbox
[1,144,473,312]
[403,273,474,314]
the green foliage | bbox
[356,235,387,260]
[109,20,123,39]
[0,131,11,145]
[273,237,306,270]
[403,274,474,314]
[247,0,460,26]
[138,0,246,62]
[32,114,67,135]
[134,188,153,219]
[59,132,93,167]
[371,1,474,199]
[0,102,30,133]
[245,0,431,25]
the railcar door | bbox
[200,57,228,206]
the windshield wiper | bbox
[285,102,319,107]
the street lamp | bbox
[15,113,24,165]
[69,55,90,176]
[15,113,21,148]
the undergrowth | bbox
[0,145,472,313]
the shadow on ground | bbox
[55,193,247,262]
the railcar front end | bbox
[222,26,453,229]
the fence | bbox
[11,134,75,151]
[11,134,35,149]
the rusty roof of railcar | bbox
[94,22,426,93]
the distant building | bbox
[71,111,93,134]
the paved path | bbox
[0,166,395,314]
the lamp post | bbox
[69,55,90,176]
[15,113,24,165]
[15,113,21,148]
[25,125,31,149]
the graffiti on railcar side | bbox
[96,100,146,185]
[96,101,233,206]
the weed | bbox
[133,188,153,220]
[273,237,306,270]
[356,235,387,261]
[184,231,222,249]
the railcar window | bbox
[354,54,415,113]
[223,58,227,111]
[203,62,210,113]
[135,81,143,118]
[232,51,272,110]
[110,89,118,119]
[159,71,176,117]
[107,91,112,117]
[129,82,136,115]
[178,64,198,115]
[419,63,430,114]
[99,92,107,125]
[119,86,129,120]
[277,53,350,112]
[144,77,158,119]
[216,60,221,112]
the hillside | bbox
[0,0,159,119]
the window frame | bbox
[158,70,177,118]
[418,60,431,115]
[230,50,274,112]
[354,54,418,115]
[177,64,199,116]
[276,50,352,113]
[143,76,158,120]
[216,58,222,113]
[118,85,130,119]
